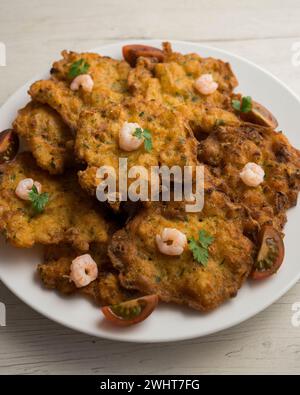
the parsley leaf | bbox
[133,127,153,152]
[215,119,225,127]
[199,229,214,248]
[68,59,90,79]
[133,127,143,139]
[28,184,49,214]
[232,96,252,113]
[188,229,214,266]
[188,237,209,266]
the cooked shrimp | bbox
[156,228,187,256]
[240,162,265,187]
[15,178,42,200]
[194,74,218,95]
[70,74,94,93]
[70,254,98,288]
[119,122,144,151]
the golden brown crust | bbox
[0,152,109,250]
[29,80,84,131]
[128,42,238,101]
[75,98,198,200]
[160,42,238,93]
[198,123,300,234]
[38,243,135,305]
[28,44,240,139]
[127,42,240,136]
[13,102,74,174]
[29,51,131,130]
[109,192,254,312]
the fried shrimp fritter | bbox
[75,98,198,199]
[13,102,74,174]
[127,42,240,136]
[128,42,237,103]
[29,51,131,130]
[109,191,254,312]
[38,243,134,305]
[198,123,300,234]
[0,152,109,250]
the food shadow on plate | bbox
[0,236,43,270]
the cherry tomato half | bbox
[101,294,159,326]
[251,226,284,280]
[122,45,164,67]
[241,100,278,129]
[0,129,19,164]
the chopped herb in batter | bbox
[215,119,225,126]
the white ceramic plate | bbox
[0,40,299,343]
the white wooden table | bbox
[1,0,300,374]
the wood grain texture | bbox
[1,0,300,375]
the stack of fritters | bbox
[0,42,299,313]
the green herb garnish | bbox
[232,96,252,113]
[188,229,214,266]
[215,119,225,126]
[68,59,90,79]
[28,184,49,214]
[133,127,153,152]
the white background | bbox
[1,0,300,374]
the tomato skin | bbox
[240,100,278,129]
[0,129,19,164]
[251,271,274,281]
[251,226,284,280]
[122,45,164,67]
[101,294,159,326]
